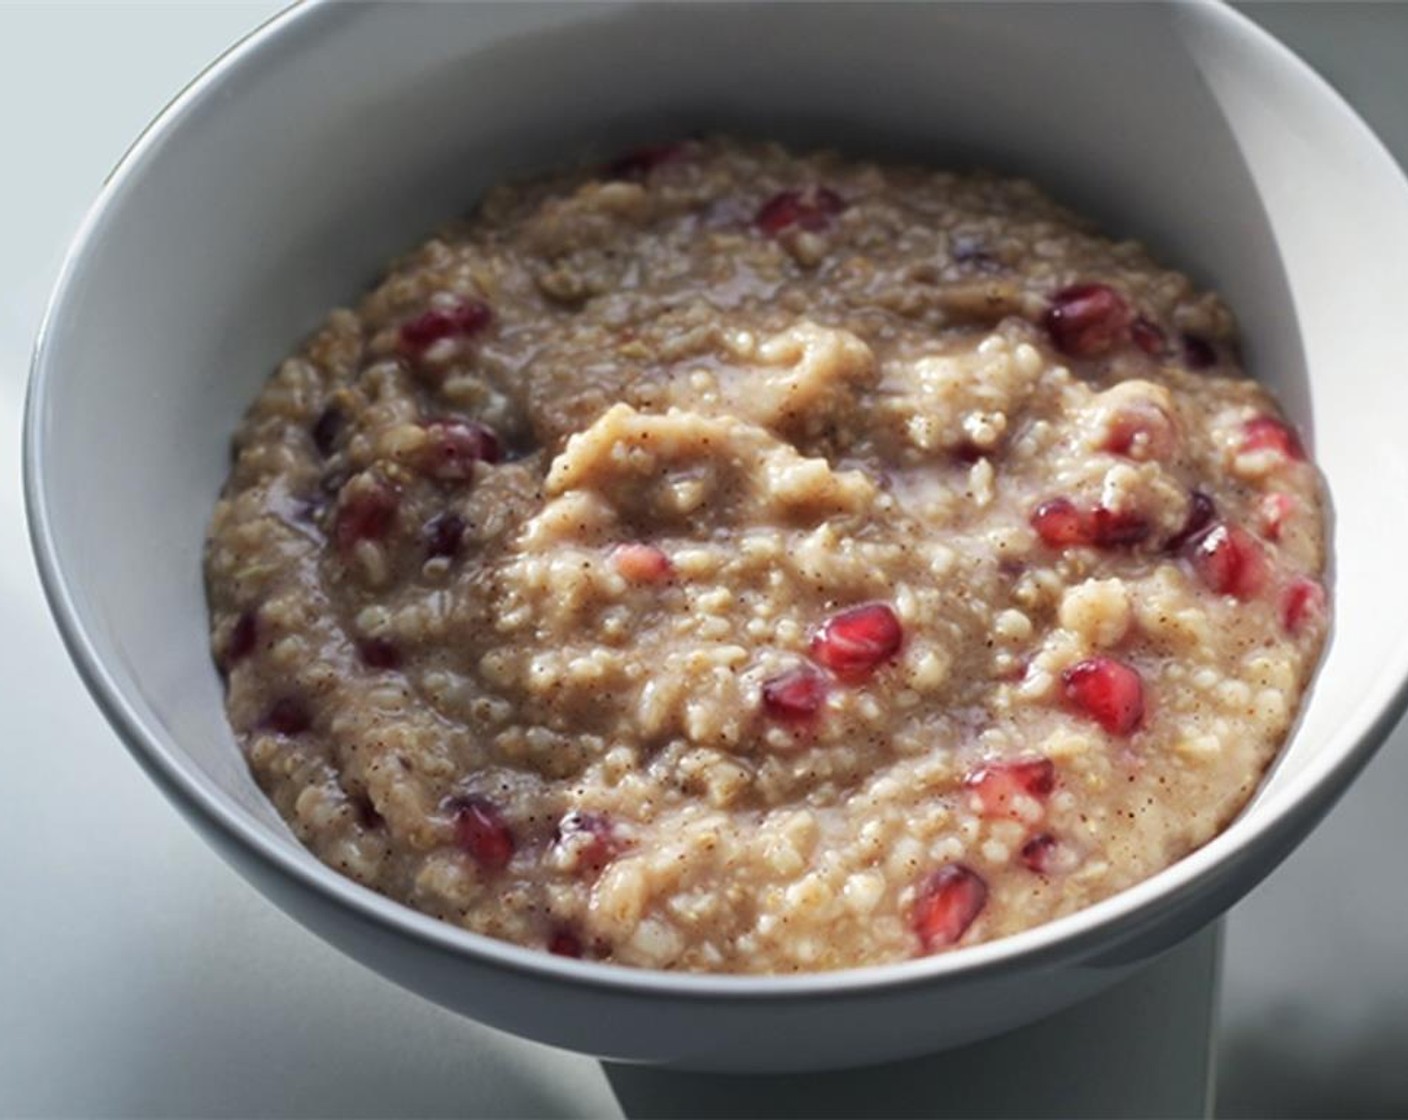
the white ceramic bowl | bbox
[25,0,1408,1072]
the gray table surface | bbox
[2,4,1405,1117]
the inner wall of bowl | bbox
[35,0,1400,854]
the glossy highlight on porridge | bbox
[205,138,1328,973]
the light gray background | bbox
[1,3,1404,1117]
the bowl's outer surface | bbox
[25,0,1408,1070]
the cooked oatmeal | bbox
[205,138,1328,973]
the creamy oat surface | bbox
[205,138,1328,972]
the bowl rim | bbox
[23,0,1408,1000]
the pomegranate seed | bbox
[224,609,258,668]
[311,405,344,457]
[1282,578,1327,634]
[1241,415,1305,461]
[1062,657,1145,735]
[913,864,988,951]
[810,602,904,678]
[1043,283,1132,358]
[756,186,847,235]
[555,810,619,873]
[1188,523,1268,599]
[358,637,401,670]
[1182,334,1218,370]
[399,298,492,355]
[452,797,514,872]
[1031,498,1089,547]
[1087,506,1152,548]
[262,696,311,736]
[1131,317,1166,356]
[333,478,399,552]
[1257,492,1296,541]
[964,758,1056,820]
[424,512,466,560]
[1165,491,1217,553]
[417,418,502,481]
[548,929,584,958]
[761,665,828,723]
[613,542,673,583]
[1020,833,1060,874]
[607,142,686,180]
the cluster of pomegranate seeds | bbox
[761,664,829,723]
[1019,833,1060,875]
[555,811,619,873]
[547,929,584,958]
[1188,523,1269,599]
[417,418,502,482]
[1130,317,1166,356]
[225,609,258,669]
[452,797,515,872]
[913,864,988,951]
[755,186,847,236]
[964,758,1056,821]
[1030,498,1151,550]
[1062,656,1145,735]
[1281,577,1327,635]
[423,512,466,560]
[810,602,904,679]
[399,298,492,356]
[357,637,401,670]
[1241,415,1305,461]
[1181,334,1218,370]
[333,478,399,553]
[613,542,674,583]
[606,142,687,181]
[262,696,312,737]
[1164,491,1217,553]
[1043,283,1133,358]
[311,405,344,457]
[1257,493,1296,541]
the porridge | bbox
[205,139,1328,973]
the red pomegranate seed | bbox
[399,298,492,355]
[1020,833,1060,874]
[1131,317,1166,356]
[1031,497,1089,547]
[756,186,847,235]
[548,929,584,958]
[914,864,988,951]
[452,797,514,872]
[1087,506,1152,548]
[417,418,502,481]
[964,758,1056,820]
[1282,578,1327,635]
[810,602,904,678]
[424,512,466,559]
[1043,283,1133,358]
[607,142,686,180]
[311,405,344,457]
[1188,523,1269,599]
[1241,415,1305,461]
[1257,493,1296,541]
[1062,657,1145,735]
[225,609,258,668]
[262,696,311,737]
[555,810,619,873]
[613,542,673,583]
[334,478,399,552]
[358,637,401,670]
[1165,491,1217,553]
[1182,334,1218,370]
[761,665,828,723]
